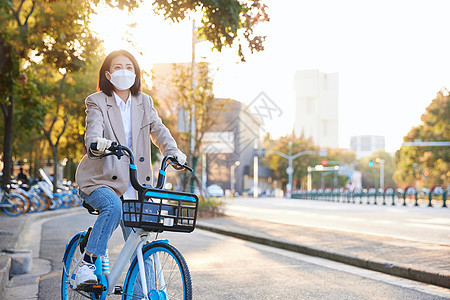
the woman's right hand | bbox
[93,137,113,152]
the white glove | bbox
[93,137,112,152]
[173,151,187,165]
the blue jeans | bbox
[80,187,132,256]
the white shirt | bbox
[113,91,136,200]
[113,91,132,149]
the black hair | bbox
[98,50,141,96]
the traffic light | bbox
[375,157,381,164]
[368,160,374,167]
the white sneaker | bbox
[75,262,98,288]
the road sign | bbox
[321,159,328,166]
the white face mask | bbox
[107,69,136,90]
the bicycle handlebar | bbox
[90,142,192,192]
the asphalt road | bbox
[29,212,450,299]
[223,197,450,245]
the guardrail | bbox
[291,186,447,208]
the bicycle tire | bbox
[35,195,47,212]
[41,194,52,211]
[123,242,192,300]
[3,194,27,216]
[61,232,94,300]
[20,194,32,214]
[71,193,81,207]
[49,195,61,210]
[61,193,73,208]
[27,195,41,213]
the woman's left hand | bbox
[173,151,187,165]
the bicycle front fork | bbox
[136,241,149,299]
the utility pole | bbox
[253,140,259,198]
[267,148,326,197]
[190,20,197,193]
[286,141,293,195]
[230,161,240,196]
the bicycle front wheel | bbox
[123,242,192,300]
[61,232,90,300]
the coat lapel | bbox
[131,94,144,150]
[106,95,127,146]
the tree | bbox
[394,88,450,188]
[0,31,20,184]
[57,57,103,180]
[1,0,269,185]
[151,62,228,191]
[355,151,395,189]
[153,0,269,61]
[0,0,104,184]
[262,133,321,190]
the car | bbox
[207,184,224,197]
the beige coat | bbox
[76,91,179,196]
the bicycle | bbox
[14,181,46,213]
[61,142,198,300]
[0,185,28,216]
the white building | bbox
[293,70,339,148]
[350,135,385,158]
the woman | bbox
[74,50,186,287]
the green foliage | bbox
[0,38,19,104]
[394,89,450,188]
[152,0,269,61]
[262,134,375,189]
[1,0,269,183]
[197,196,226,218]
[0,0,108,184]
[156,62,227,160]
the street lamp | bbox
[230,161,240,196]
[267,146,326,197]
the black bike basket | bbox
[122,189,198,233]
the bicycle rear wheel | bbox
[123,242,192,300]
[3,194,27,216]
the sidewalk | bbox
[0,208,83,298]
[197,215,450,289]
[0,212,27,296]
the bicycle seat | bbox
[82,201,99,215]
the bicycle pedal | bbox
[77,283,106,293]
[114,286,123,294]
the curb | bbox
[0,207,84,298]
[196,223,450,289]
[0,256,10,299]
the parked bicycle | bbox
[14,181,46,213]
[61,142,198,300]
[0,185,28,216]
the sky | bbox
[90,0,450,153]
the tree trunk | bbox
[52,145,59,193]
[1,101,13,186]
